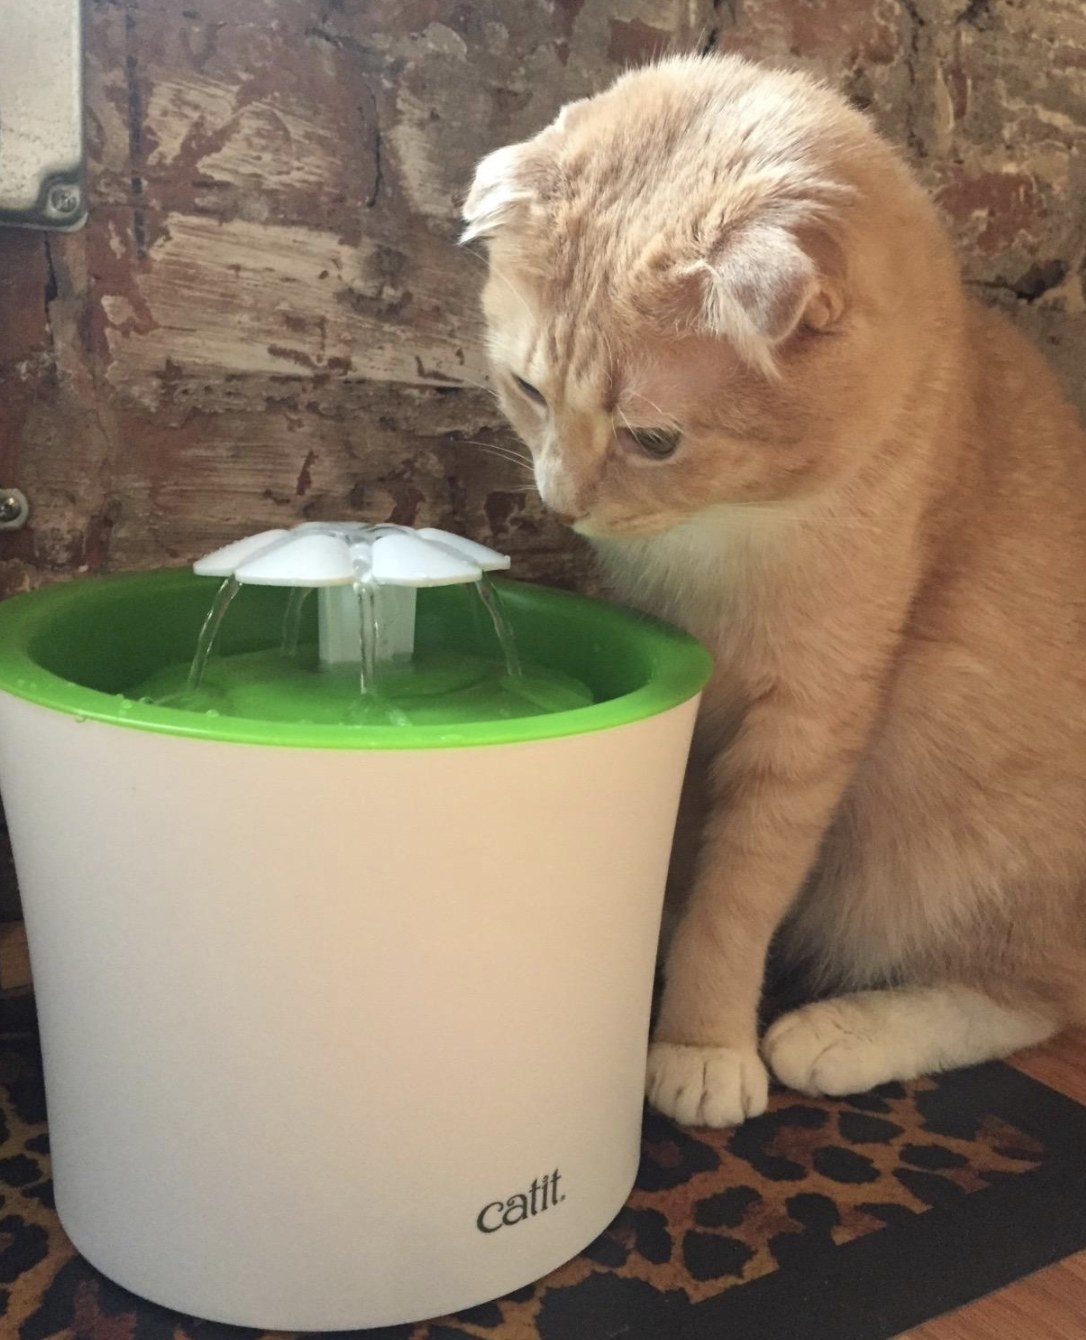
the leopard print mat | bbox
[3,994,1086,1340]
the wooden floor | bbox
[904,1029,1086,1340]
[3,922,1084,1338]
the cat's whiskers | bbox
[458,437,532,463]
[439,373,502,406]
[467,449,533,472]
[456,440,536,476]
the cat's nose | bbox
[534,454,588,527]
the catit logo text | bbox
[476,1169,565,1232]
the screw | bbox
[0,489,29,531]
[45,183,83,220]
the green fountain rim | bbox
[0,569,713,750]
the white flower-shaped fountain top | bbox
[195,521,510,588]
[194,522,511,670]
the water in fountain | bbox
[133,575,591,728]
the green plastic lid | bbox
[0,569,712,751]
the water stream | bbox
[156,572,588,727]
[186,577,240,693]
[478,575,523,679]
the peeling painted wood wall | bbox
[0,0,1083,918]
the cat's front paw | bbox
[646,1041,769,1128]
[762,999,898,1096]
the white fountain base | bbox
[0,693,696,1330]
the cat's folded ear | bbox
[674,220,846,377]
[461,143,540,245]
[462,103,579,246]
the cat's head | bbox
[463,55,955,540]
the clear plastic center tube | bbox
[280,587,312,658]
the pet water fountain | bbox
[0,521,710,1330]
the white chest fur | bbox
[592,506,787,654]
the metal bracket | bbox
[0,490,30,531]
[0,1,86,233]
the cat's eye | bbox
[512,374,546,406]
[629,427,681,460]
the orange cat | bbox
[463,54,1086,1127]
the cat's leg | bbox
[762,985,1056,1096]
[645,550,916,1127]
[648,702,881,1127]
[656,756,708,970]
